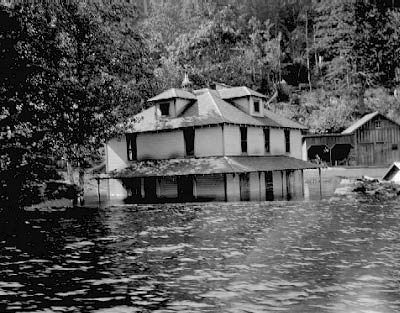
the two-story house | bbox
[105,81,318,203]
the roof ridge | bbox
[205,90,226,122]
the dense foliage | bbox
[1,0,400,207]
[138,0,400,131]
[0,1,154,207]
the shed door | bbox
[358,143,374,166]
[239,173,250,201]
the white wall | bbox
[195,174,225,201]
[106,137,129,171]
[195,127,224,157]
[249,172,264,201]
[248,127,264,155]
[158,177,178,198]
[226,173,240,201]
[175,99,191,116]
[224,125,241,155]
[270,129,285,155]
[290,130,302,159]
[137,131,184,160]
[231,97,250,114]
[106,137,130,199]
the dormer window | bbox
[159,102,170,117]
[254,99,260,113]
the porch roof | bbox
[107,156,319,178]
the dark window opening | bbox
[240,127,247,153]
[265,171,274,201]
[126,134,137,161]
[284,129,290,153]
[159,102,170,117]
[375,120,382,129]
[393,144,398,150]
[263,128,270,153]
[253,99,260,113]
[184,128,195,157]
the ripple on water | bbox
[1,200,400,312]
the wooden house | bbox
[382,162,400,183]
[105,82,318,203]
[304,112,400,166]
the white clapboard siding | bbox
[159,177,178,198]
[196,174,225,201]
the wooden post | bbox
[96,177,101,204]
[318,167,322,199]
[193,176,197,200]
[223,173,228,202]
[258,172,262,201]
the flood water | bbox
[1,198,400,313]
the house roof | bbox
[126,89,306,133]
[107,156,319,178]
[341,112,380,134]
[147,88,197,102]
[217,86,268,100]
[382,162,400,181]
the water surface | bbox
[1,199,400,312]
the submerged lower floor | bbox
[105,156,318,203]
[108,170,304,203]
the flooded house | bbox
[105,80,318,203]
[304,112,400,166]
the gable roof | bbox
[217,86,268,100]
[127,88,306,133]
[341,111,379,134]
[147,88,196,102]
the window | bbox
[240,127,247,153]
[159,102,170,117]
[284,129,290,153]
[126,134,137,161]
[393,144,398,151]
[253,99,260,113]
[263,128,270,153]
[375,120,382,129]
[184,128,195,157]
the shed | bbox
[382,162,400,183]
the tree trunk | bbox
[78,163,85,206]
[305,10,312,91]
[66,160,75,184]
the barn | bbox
[303,112,400,166]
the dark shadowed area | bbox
[1,198,400,312]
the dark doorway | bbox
[144,177,157,202]
[265,171,274,201]
[331,144,352,166]
[239,173,250,201]
[184,128,195,157]
[308,145,330,164]
[177,176,193,201]
[123,178,142,201]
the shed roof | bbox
[382,162,400,181]
[341,112,379,134]
[217,86,268,100]
[147,88,197,102]
[127,89,306,133]
[107,155,319,178]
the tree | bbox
[0,4,61,209]
[44,1,155,202]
